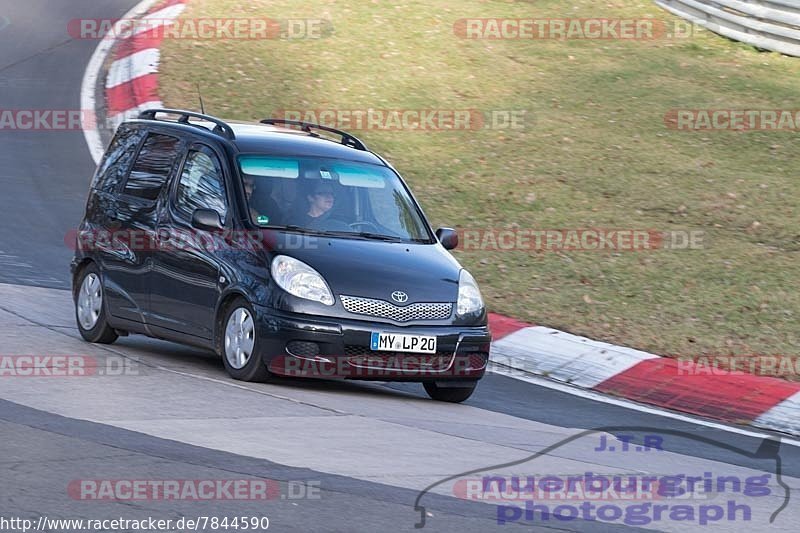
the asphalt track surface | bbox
[0,2,798,532]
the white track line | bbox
[755,391,800,435]
[488,363,800,448]
[80,0,161,164]
[492,326,800,438]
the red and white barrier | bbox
[489,315,800,436]
[105,0,187,127]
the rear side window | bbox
[175,148,227,220]
[123,133,181,201]
[92,127,144,193]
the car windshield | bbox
[238,154,433,242]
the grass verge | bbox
[159,0,800,370]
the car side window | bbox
[122,133,181,201]
[175,148,227,220]
[92,127,144,193]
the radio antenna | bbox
[197,83,205,114]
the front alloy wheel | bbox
[220,298,269,382]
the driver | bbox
[307,182,335,218]
[298,182,336,228]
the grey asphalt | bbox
[0,0,133,288]
[3,397,660,533]
[0,283,797,532]
[0,2,797,532]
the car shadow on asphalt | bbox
[112,334,427,401]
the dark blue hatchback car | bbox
[72,109,491,402]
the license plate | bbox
[370,332,437,354]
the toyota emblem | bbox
[391,291,408,303]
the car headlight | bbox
[271,255,334,306]
[457,269,484,316]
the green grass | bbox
[159,0,800,367]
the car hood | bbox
[272,234,462,304]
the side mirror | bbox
[191,208,223,231]
[436,227,459,250]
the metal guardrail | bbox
[655,0,800,57]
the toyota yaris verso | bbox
[72,109,491,402]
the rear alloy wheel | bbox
[74,264,118,344]
[423,381,477,403]
[220,298,269,382]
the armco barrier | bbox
[656,0,800,57]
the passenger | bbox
[244,175,281,225]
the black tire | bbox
[423,381,477,403]
[219,297,270,382]
[74,263,118,344]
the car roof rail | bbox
[259,118,368,151]
[138,108,236,140]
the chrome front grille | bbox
[340,295,452,322]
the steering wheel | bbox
[349,221,380,232]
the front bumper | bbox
[254,306,491,382]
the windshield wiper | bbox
[264,226,405,242]
[322,231,404,242]
[265,225,334,236]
